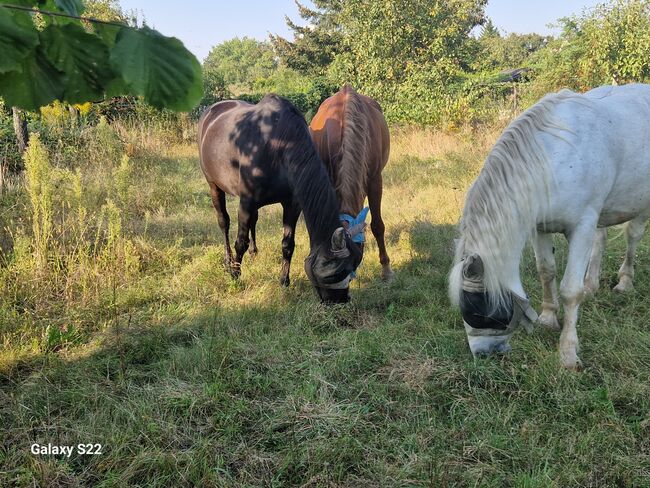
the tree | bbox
[270,0,344,75]
[582,0,650,84]
[203,37,276,92]
[83,0,126,23]
[0,1,202,112]
[328,0,487,122]
[526,0,650,98]
[480,18,500,39]
[477,29,551,71]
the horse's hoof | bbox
[584,282,599,296]
[280,276,290,287]
[613,280,633,293]
[381,268,395,281]
[560,344,582,371]
[560,349,583,371]
[537,310,560,331]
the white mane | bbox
[449,89,586,310]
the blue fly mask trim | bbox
[340,207,369,244]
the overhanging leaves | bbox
[0,48,65,108]
[0,7,39,74]
[0,4,203,112]
[110,26,202,111]
[41,23,113,103]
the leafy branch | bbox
[0,1,202,111]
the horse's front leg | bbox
[559,217,598,370]
[613,216,647,292]
[232,198,257,279]
[533,232,560,330]
[584,228,607,295]
[209,183,233,271]
[279,200,300,287]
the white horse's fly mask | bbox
[460,256,537,355]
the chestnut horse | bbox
[309,84,394,280]
[198,94,361,303]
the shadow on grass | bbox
[2,222,650,487]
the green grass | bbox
[1,125,649,487]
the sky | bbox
[118,0,604,62]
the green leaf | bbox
[0,47,65,109]
[104,74,128,99]
[110,26,203,111]
[41,23,114,103]
[93,23,121,49]
[53,0,83,16]
[0,7,39,74]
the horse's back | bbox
[310,88,346,168]
[311,86,389,167]
[542,84,650,227]
[198,100,253,194]
[198,95,308,202]
[310,86,389,214]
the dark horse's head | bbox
[304,227,363,303]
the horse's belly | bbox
[600,184,650,226]
[598,210,641,227]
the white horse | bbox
[449,84,650,370]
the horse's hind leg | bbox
[249,208,259,257]
[533,232,560,330]
[368,174,394,280]
[232,198,257,279]
[614,216,647,293]
[280,200,300,287]
[210,183,233,270]
[584,227,607,295]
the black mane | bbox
[262,95,341,246]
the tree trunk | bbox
[12,107,29,157]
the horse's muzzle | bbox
[465,326,513,356]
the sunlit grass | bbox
[1,124,649,487]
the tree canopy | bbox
[527,0,650,99]
[270,0,344,76]
[203,37,277,92]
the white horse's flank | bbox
[450,84,650,369]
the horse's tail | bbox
[338,85,370,207]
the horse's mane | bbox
[337,84,371,214]
[449,89,584,310]
[265,95,341,246]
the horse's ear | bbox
[331,227,348,253]
[463,254,484,280]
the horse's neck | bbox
[286,148,341,247]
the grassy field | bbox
[1,120,649,487]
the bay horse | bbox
[198,94,361,303]
[309,84,394,280]
[449,84,650,369]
